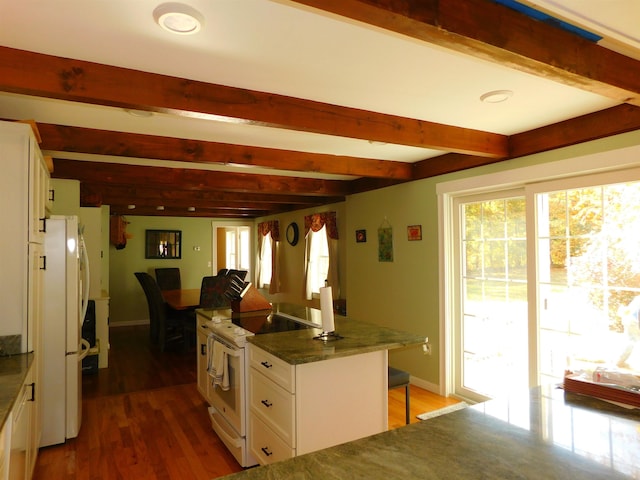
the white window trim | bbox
[437,141,640,397]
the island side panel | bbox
[295,349,388,455]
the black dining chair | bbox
[199,275,232,309]
[135,272,189,352]
[155,267,181,291]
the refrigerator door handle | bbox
[78,338,91,361]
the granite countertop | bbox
[197,303,426,365]
[221,385,640,479]
[246,316,425,365]
[0,353,33,431]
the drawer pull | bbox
[260,361,273,369]
[261,399,273,408]
[261,446,273,457]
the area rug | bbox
[417,402,469,421]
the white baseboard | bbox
[409,376,440,395]
[110,319,150,327]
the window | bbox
[440,154,640,403]
[259,231,273,287]
[257,220,280,293]
[224,226,250,271]
[304,212,339,300]
[306,225,330,294]
[455,192,528,399]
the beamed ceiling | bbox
[1,0,640,217]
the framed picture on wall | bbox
[356,229,367,243]
[145,229,182,259]
[407,225,422,241]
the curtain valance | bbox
[258,220,280,241]
[304,212,338,239]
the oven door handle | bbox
[209,336,242,358]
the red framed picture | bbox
[407,225,422,241]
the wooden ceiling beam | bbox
[107,204,268,218]
[80,183,343,207]
[51,159,351,196]
[0,46,507,157]
[413,104,640,179]
[294,0,640,106]
[38,123,414,180]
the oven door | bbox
[208,333,246,437]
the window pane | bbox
[460,197,528,398]
[308,225,329,293]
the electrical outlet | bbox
[423,342,432,355]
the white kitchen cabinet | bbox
[248,345,387,465]
[8,364,35,480]
[0,120,48,354]
[0,120,46,480]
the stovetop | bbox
[200,303,321,347]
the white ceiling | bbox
[0,0,637,179]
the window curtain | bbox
[257,220,280,294]
[304,212,339,300]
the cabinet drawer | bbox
[250,414,295,466]
[249,344,294,392]
[249,369,295,446]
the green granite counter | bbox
[0,353,33,431]
[221,385,640,479]
[197,302,425,365]
[246,316,425,365]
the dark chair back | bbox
[155,267,181,291]
[135,272,186,351]
[199,275,232,308]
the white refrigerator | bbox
[41,215,91,447]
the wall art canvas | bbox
[378,227,393,262]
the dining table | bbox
[162,288,201,310]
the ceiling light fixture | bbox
[480,90,514,103]
[153,3,204,35]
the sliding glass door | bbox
[449,169,640,402]
[455,191,528,400]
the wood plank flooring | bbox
[34,325,457,479]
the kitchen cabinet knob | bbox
[261,447,273,457]
[261,399,272,408]
[260,361,272,369]
[200,344,206,356]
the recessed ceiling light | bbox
[187,206,196,212]
[156,206,165,211]
[480,90,514,103]
[153,3,204,35]
[127,204,136,210]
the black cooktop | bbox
[230,303,321,335]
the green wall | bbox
[109,215,214,325]
[344,130,640,389]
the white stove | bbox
[205,315,254,347]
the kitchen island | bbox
[197,304,426,467]
[221,385,640,479]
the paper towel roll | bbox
[320,286,335,333]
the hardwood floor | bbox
[34,325,457,479]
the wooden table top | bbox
[162,288,200,310]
